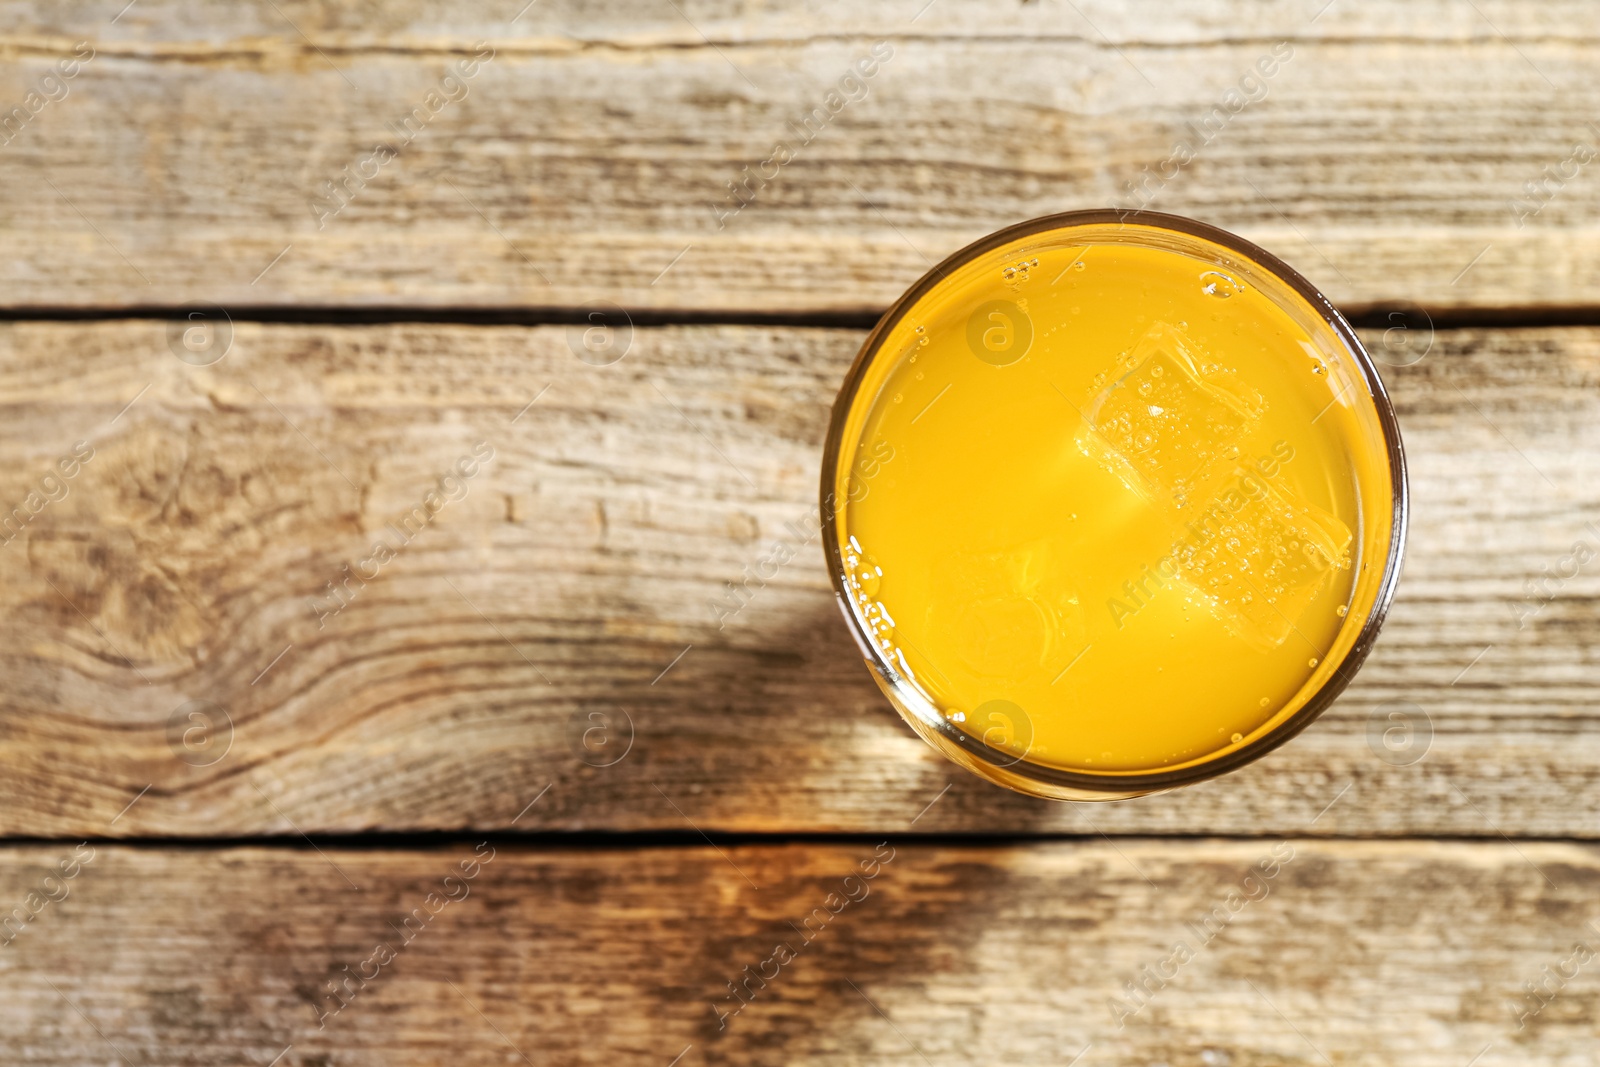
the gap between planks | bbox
[2,304,1600,330]
[1,831,1598,849]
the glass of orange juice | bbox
[821,211,1407,800]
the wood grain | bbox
[0,320,1595,837]
[3,5,1589,1062]
[0,1,1597,311]
[0,839,1594,1065]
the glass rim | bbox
[818,208,1410,797]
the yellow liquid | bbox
[832,226,1396,777]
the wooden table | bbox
[1,2,1597,1062]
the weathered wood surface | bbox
[0,0,1597,311]
[0,320,1596,837]
[0,840,1593,1065]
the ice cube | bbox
[1079,322,1263,507]
[1168,473,1352,649]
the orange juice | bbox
[824,213,1405,798]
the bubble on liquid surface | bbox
[844,538,898,656]
[1200,271,1243,299]
[1002,257,1039,284]
[1336,604,1348,617]
[843,541,883,593]
[1231,732,1244,744]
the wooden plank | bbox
[0,1,1597,311]
[0,320,1596,836]
[0,840,1594,1064]
[8,0,1595,42]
